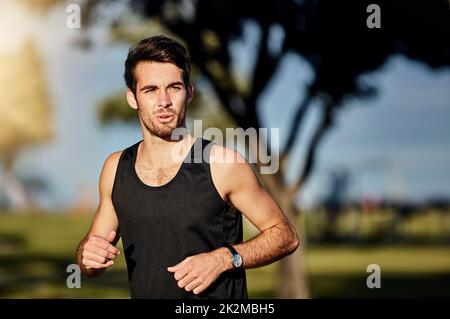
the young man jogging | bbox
[76,35,299,298]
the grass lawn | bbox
[0,213,449,298]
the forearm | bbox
[226,221,299,270]
[169,221,299,295]
[76,236,106,278]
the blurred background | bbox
[0,0,449,298]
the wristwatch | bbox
[225,245,243,269]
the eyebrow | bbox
[140,81,184,92]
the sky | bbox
[1,1,450,210]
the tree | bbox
[0,40,53,209]
[23,0,450,297]
[102,0,450,298]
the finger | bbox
[83,251,112,264]
[177,272,196,289]
[184,279,202,292]
[85,245,116,260]
[92,238,120,255]
[106,230,116,243]
[173,266,190,281]
[83,258,114,269]
[193,284,208,295]
[167,257,190,272]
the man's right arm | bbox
[75,151,122,278]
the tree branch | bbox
[289,100,333,197]
[280,92,313,168]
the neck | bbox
[139,130,195,168]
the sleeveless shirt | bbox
[111,137,248,299]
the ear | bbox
[126,89,138,110]
[187,83,194,104]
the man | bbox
[76,35,299,299]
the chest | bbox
[135,163,181,187]
[113,173,227,242]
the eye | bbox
[171,86,182,91]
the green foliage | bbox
[305,209,450,244]
[97,91,137,125]
[1,212,450,298]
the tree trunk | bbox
[276,190,310,298]
[259,172,310,298]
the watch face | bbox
[232,254,243,268]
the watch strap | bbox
[225,245,238,256]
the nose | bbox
[157,89,172,108]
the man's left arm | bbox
[167,146,299,294]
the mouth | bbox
[156,113,175,123]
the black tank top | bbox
[111,137,247,299]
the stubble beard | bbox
[138,105,186,140]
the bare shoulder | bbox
[99,151,123,197]
[210,144,248,170]
[104,151,123,170]
[210,143,237,157]
[209,144,260,199]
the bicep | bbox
[232,186,287,232]
[213,147,287,232]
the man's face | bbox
[127,61,192,139]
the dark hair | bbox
[124,35,191,95]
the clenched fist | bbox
[81,230,120,270]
